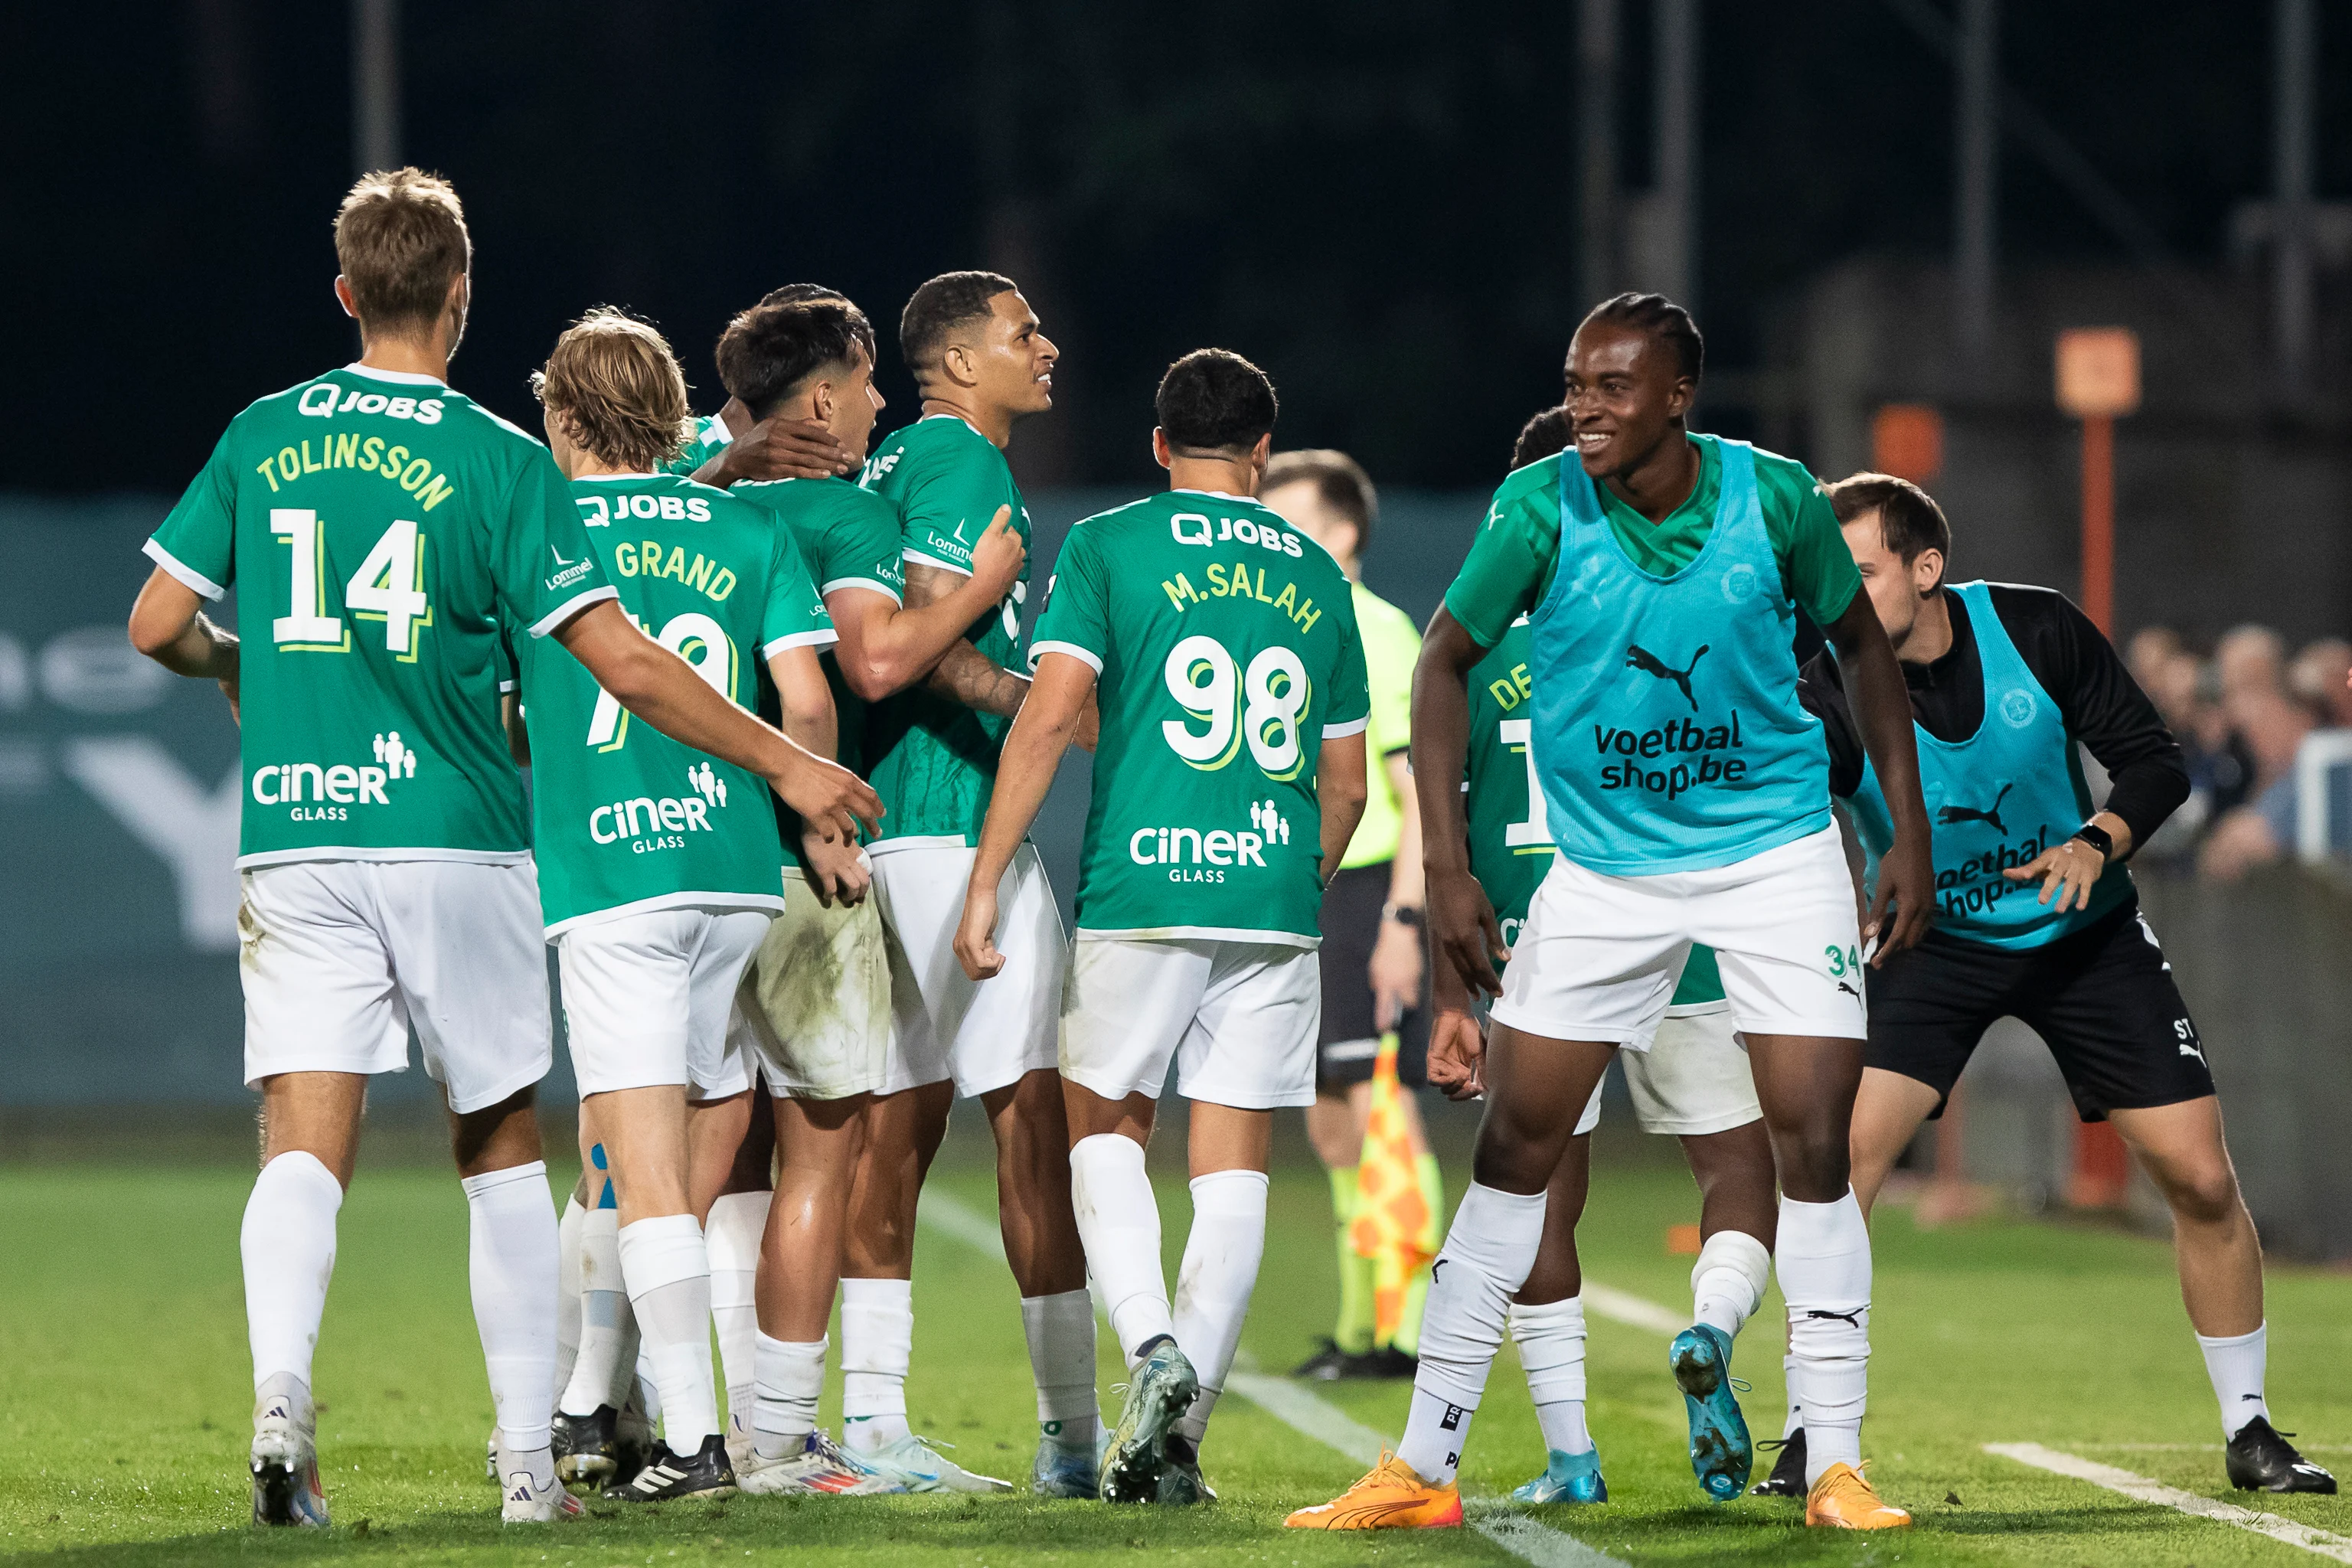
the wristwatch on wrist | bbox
[1382,903,1425,929]
[2070,822,2115,861]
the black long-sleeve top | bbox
[1798,583,2190,854]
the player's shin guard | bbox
[1395,1184,1547,1485]
[554,1194,588,1403]
[1778,1191,1871,1485]
[618,1214,719,1452]
[1070,1133,1175,1363]
[1510,1295,1593,1455]
[1171,1169,1269,1446]
[840,1277,913,1452]
[243,1152,344,1394]
[1690,1229,1772,1340]
[560,1208,636,1416]
[1022,1290,1099,1452]
[462,1161,560,1454]
[751,1332,827,1462]
[705,1191,769,1432]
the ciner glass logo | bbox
[1999,688,2038,728]
[590,763,727,852]
[1127,799,1292,885]
[250,730,416,821]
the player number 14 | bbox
[270,508,431,656]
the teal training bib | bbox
[1841,580,2130,948]
[1528,436,1831,874]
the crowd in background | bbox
[2125,626,2352,879]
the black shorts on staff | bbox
[1315,861,1429,1091]
[1866,896,2215,1122]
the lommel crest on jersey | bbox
[1031,490,1370,945]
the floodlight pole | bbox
[1952,0,1998,376]
[353,0,400,175]
[1651,0,1700,313]
[2079,413,2114,635]
[1579,0,1619,308]
[2273,0,2316,401]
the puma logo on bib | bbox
[1936,782,2012,837]
[1625,642,1710,711]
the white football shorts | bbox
[237,858,550,1114]
[1492,824,1866,1048]
[871,841,1062,1099]
[557,906,769,1099]
[735,866,893,1099]
[1573,1002,1762,1136]
[1060,936,1321,1110]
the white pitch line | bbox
[921,1190,1634,1567]
[1988,1442,2352,1563]
[1581,1282,1688,1338]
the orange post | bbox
[2055,329,2139,1210]
[2079,413,2114,635]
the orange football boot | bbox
[1285,1452,1464,1530]
[1805,1461,1911,1529]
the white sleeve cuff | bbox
[1028,640,1103,675]
[901,547,972,578]
[528,583,620,639]
[1322,715,1370,738]
[143,538,227,601]
[821,577,903,606]
[764,629,840,659]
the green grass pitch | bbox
[4,1143,2348,1565]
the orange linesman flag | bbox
[1349,1033,1433,1342]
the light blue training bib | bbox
[1527,436,1832,875]
[1841,580,2131,949]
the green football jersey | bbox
[1466,616,1723,1004]
[1031,490,1370,945]
[521,472,835,933]
[146,364,614,867]
[665,412,732,477]
[729,475,905,866]
[856,414,1033,845]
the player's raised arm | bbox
[954,648,1093,980]
[839,508,1026,700]
[1413,606,1506,998]
[1821,590,1932,960]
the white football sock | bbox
[1782,1354,1803,1439]
[462,1161,560,1455]
[1690,1229,1772,1340]
[840,1276,913,1452]
[242,1151,344,1393]
[554,1194,587,1404]
[1396,1183,1546,1485]
[1070,1133,1173,1364]
[705,1190,771,1431]
[1779,1191,1872,1484]
[1510,1295,1593,1455]
[1022,1290,1099,1452]
[752,1331,828,1462]
[619,1214,718,1452]
[1171,1168,1269,1446]
[2197,1323,2270,1439]
[560,1208,635,1417]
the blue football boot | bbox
[1670,1323,1753,1501]
[1099,1338,1198,1504]
[1510,1446,1608,1504]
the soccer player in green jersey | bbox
[1432,406,1779,1508]
[710,294,1031,1494]
[847,271,1095,1493]
[666,283,867,488]
[1259,451,1441,1381]
[126,169,877,1529]
[1292,295,1933,1534]
[524,309,842,1502]
[955,348,1370,1505]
